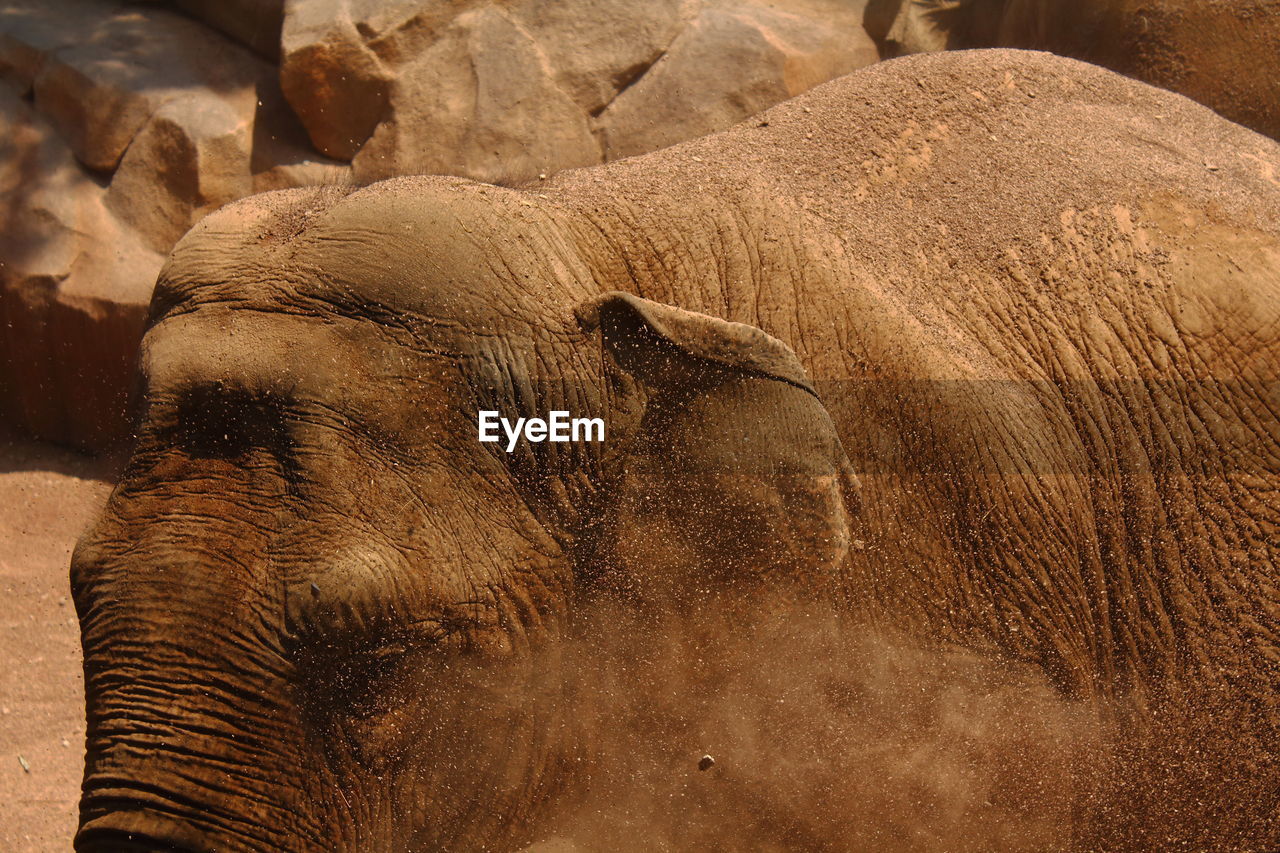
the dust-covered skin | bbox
[73,50,1280,851]
[865,0,1280,140]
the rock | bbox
[279,0,392,160]
[250,80,352,193]
[509,0,691,117]
[171,0,285,60]
[598,2,879,161]
[0,0,266,172]
[0,90,162,450]
[105,92,257,253]
[352,5,600,185]
[287,0,878,184]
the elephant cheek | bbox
[324,644,574,851]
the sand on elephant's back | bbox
[551,48,1280,269]
[239,48,1280,292]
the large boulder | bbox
[0,0,265,172]
[598,3,877,161]
[0,91,162,450]
[514,0,689,118]
[284,0,880,183]
[351,5,602,185]
[278,0,393,161]
[105,91,261,253]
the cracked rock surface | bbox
[0,0,877,449]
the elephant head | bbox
[71,180,858,852]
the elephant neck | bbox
[553,178,797,329]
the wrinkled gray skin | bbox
[72,50,1280,851]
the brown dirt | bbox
[0,434,117,852]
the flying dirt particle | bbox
[699,755,715,771]
[311,582,321,598]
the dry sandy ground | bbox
[0,435,117,852]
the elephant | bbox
[864,0,1280,141]
[71,48,1280,851]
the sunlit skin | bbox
[74,50,1280,851]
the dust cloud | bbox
[535,601,1279,852]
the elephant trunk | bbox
[71,493,336,852]
[76,665,321,853]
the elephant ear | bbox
[575,291,861,608]
[574,291,817,397]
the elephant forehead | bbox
[141,306,466,443]
[159,178,574,332]
[144,309,344,393]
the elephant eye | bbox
[149,386,299,484]
[366,616,474,660]
[174,385,293,460]
[117,385,299,487]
